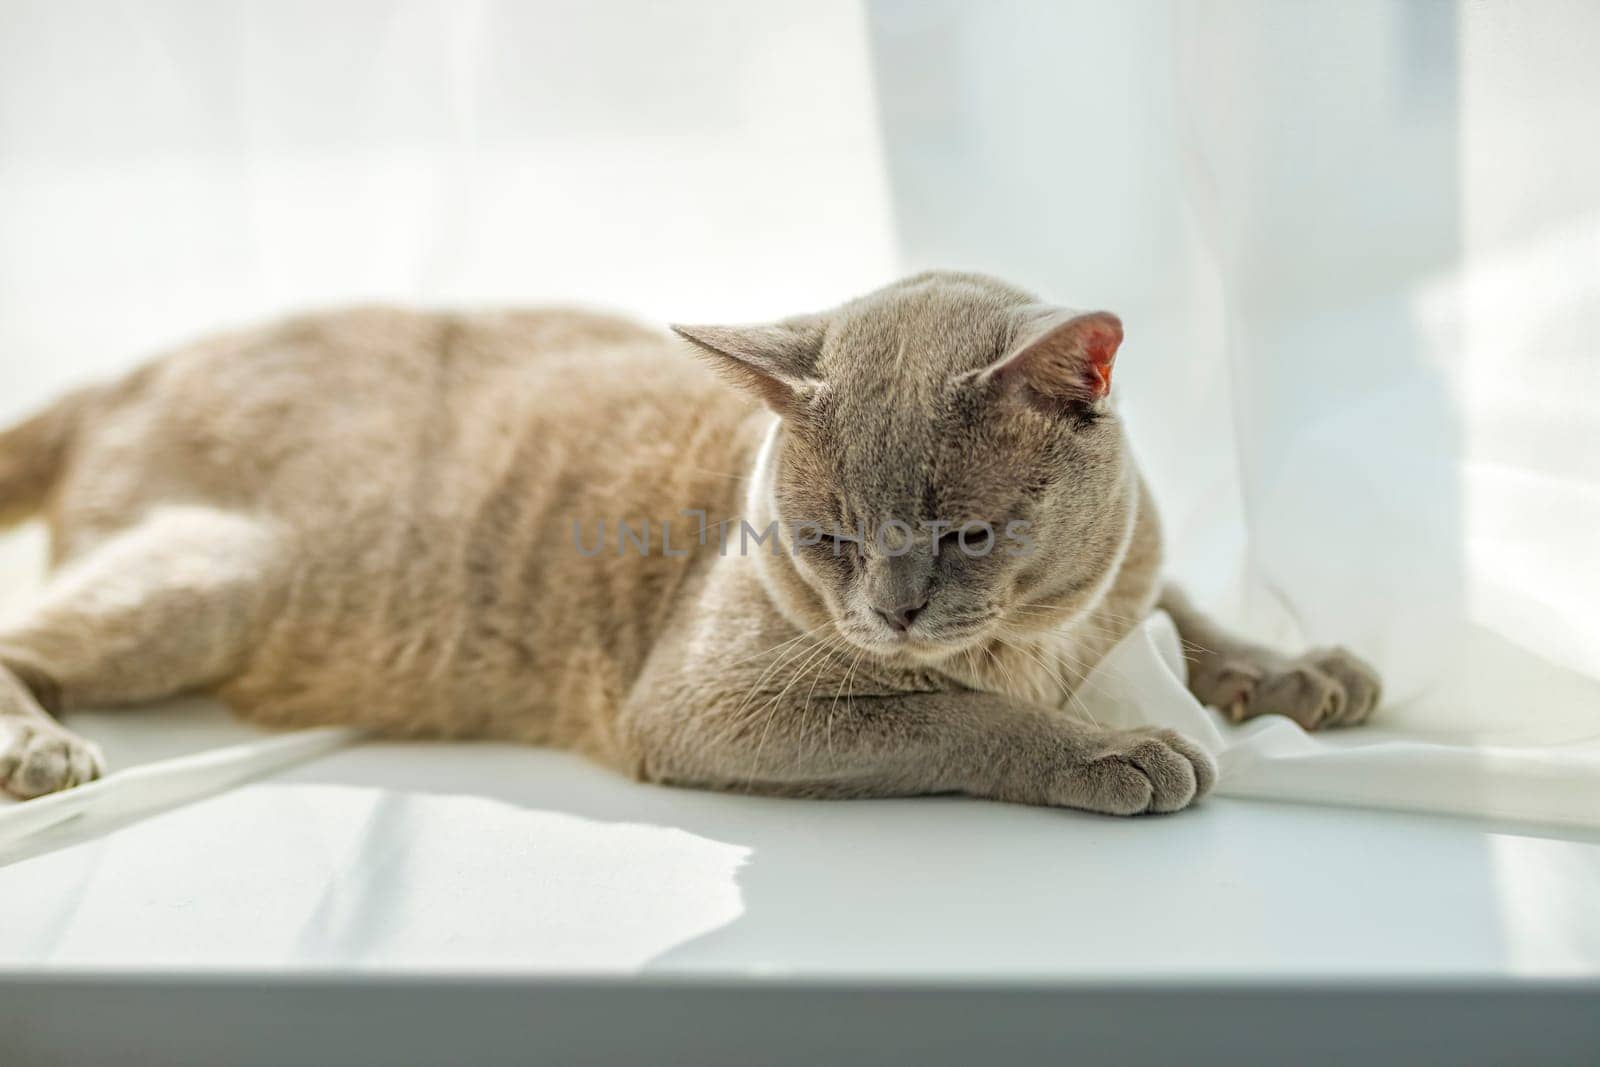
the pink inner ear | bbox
[1076,313,1123,398]
[993,310,1126,409]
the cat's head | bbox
[675,271,1138,663]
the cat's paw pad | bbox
[1209,647,1380,730]
[0,718,104,799]
[1063,728,1215,815]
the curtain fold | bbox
[867,0,1600,812]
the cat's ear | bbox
[979,308,1123,417]
[671,320,824,416]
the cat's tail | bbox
[0,387,99,529]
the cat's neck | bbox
[741,416,839,641]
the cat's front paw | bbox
[1194,646,1381,730]
[1056,727,1215,816]
[0,717,104,799]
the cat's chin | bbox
[838,628,986,665]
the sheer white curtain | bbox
[868,0,1600,823]
[0,0,895,424]
[1,0,1596,831]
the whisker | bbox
[993,624,1125,720]
[994,633,1104,729]
[745,637,840,788]
[722,627,834,747]
[722,619,836,670]
[828,646,865,761]
[734,629,848,783]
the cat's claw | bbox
[0,717,104,799]
[1203,646,1380,730]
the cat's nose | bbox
[875,597,928,634]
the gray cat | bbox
[0,271,1378,812]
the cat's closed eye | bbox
[937,524,996,557]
